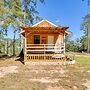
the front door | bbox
[48,36,54,44]
[48,36,54,50]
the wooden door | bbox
[48,36,54,44]
[48,36,54,50]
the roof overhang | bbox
[21,26,69,31]
[21,26,69,37]
[20,19,70,37]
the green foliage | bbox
[0,38,22,55]
[65,40,75,52]
[0,31,4,53]
[81,13,90,35]
[74,38,80,52]
[0,0,44,55]
[65,36,87,52]
[80,35,87,51]
[0,0,44,33]
[65,36,75,52]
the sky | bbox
[7,0,88,40]
[36,0,88,40]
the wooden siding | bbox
[27,34,64,45]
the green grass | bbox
[66,52,90,63]
[75,56,90,63]
[57,55,90,90]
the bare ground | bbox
[0,66,18,78]
[0,56,90,90]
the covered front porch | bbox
[24,44,66,62]
[21,20,69,62]
[25,44,66,62]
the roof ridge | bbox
[32,19,57,27]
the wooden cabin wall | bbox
[26,20,64,45]
[27,34,33,44]
[26,33,64,45]
[27,34,52,44]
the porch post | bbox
[24,32,27,61]
[64,33,65,54]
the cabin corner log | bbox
[24,32,27,61]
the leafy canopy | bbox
[0,0,44,34]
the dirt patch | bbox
[30,77,59,83]
[0,66,18,78]
[83,80,90,90]
[29,68,67,74]
[0,56,90,90]
[47,86,67,90]
[87,70,90,73]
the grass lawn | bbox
[76,56,90,63]
[0,53,90,90]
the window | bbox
[34,35,40,44]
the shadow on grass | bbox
[0,51,25,64]
[15,49,25,65]
[0,55,15,60]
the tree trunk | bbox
[24,0,28,26]
[87,24,90,53]
[13,31,16,56]
[6,40,8,55]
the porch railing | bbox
[26,44,65,54]
[24,44,66,61]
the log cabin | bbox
[21,20,70,62]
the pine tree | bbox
[0,0,44,55]
[82,0,90,52]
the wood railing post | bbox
[63,34,65,54]
[44,44,45,60]
[24,32,27,62]
[26,44,67,62]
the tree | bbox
[0,31,4,53]
[80,35,87,52]
[74,38,80,52]
[82,0,90,52]
[0,0,44,56]
[65,36,75,52]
